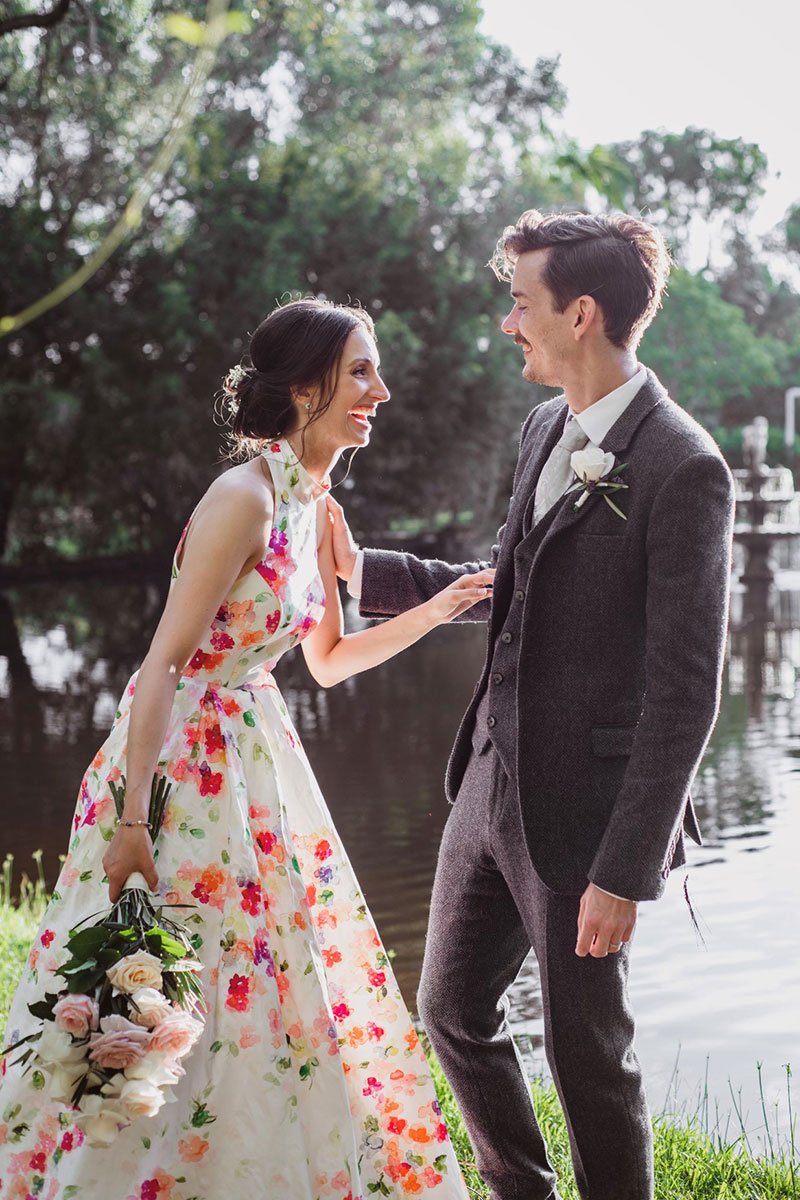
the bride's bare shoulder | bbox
[204,457,275,516]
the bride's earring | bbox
[305,402,311,411]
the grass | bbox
[1,853,797,1198]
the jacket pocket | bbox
[591,725,637,757]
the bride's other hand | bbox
[102,824,159,903]
[427,569,495,625]
[325,494,359,582]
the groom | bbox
[327,209,735,1200]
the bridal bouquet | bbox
[2,774,206,1147]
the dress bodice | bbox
[173,439,328,690]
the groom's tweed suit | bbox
[359,371,735,1200]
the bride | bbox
[0,298,492,1198]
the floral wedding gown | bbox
[0,440,467,1200]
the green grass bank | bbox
[1,854,797,1198]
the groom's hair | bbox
[490,210,671,349]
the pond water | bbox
[0,574,798,1154]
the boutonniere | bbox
[566,447,629,520]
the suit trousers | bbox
[417,742,654,1200]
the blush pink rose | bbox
[148,1011,204,1059]
[52,993,100,1037]
[88,1014,150,1070]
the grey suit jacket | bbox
[359,370,735,901]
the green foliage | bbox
[640,269,783,427]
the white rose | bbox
[119,1077,166,1120]
[36,1024,87,1067]
[125,1051,184,1088]
[571,445,615,483]
[48,1061,89,1102]
[83,1111,123,1147]
[127,987,173,1028]
[106,949,163,994]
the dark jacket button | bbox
[492,672,504,684]
[501,631,512,644]
[487,715,497,728]
[514,589,525,601]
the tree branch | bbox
[0,0,73,36]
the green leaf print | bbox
[243,711,256,727]
[364,1114,379,1134]
[79,870,93,881]
[31,1071,45,1089]
[189,828,205,838]
[210,1041,223,1053]
[433,1155,448,1171]
[142,1136,151,1149]
[291,855,300,874]
[189,933,204,951]
[191,1100,217,1127]
[221,849,230,864]
[277,1057,291,1072]
[63,1188,81,1199]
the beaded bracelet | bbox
[118,819,152,828]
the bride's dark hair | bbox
[220,298,375,458]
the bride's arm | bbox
[103,484,270,901]
[302,514,493,689]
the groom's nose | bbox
[501,305,519,335]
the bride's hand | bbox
[427,569,495,625]
[102,825,159,903]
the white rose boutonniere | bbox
[567,447,629,520]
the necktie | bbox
[531,416,589,527]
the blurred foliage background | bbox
[1,0,800,568]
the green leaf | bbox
[79,870,93,881]
[604,495,628,520]
[189,828,205,839]
[243,711,256,727]
[164,14,207,45]
[210,1040,222,1053]
[142,1136,151,1149]
[32,1071,46,1089]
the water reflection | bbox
[0,575,797,1148]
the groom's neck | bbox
[561,347,639,414]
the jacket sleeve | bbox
[588,450,735,900]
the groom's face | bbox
[501,249,570,387]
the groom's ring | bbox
[609,942,622,951]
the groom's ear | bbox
[572,294,599,340]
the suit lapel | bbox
[522,370,666,563]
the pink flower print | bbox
[239,880,262,916]
[141,1181,159,1200]
[29,1150,46,1173]
[81,802,98,828]
[256,830,277,856]
[436,1122,448,1142]
[40,930,55,948]
[315,839,332,862]
[362,1076,383,1097]
[367,1021,385,1041]
[198,762,223,796]
[423,1166,444,1187]
[226,974,252,1013]
[269,527,288,554]
[270,442,281,453]
[210,630,235,651]
[322,946,342,967]
[265,609,280,636]
[192,881,210,904]
[367,968,386,988]
[331,1002,350,1023]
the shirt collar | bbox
[572,365,647,447]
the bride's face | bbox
[308,326,390,451]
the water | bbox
[0,577,798,1153]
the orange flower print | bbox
[408,1126,431,1144]
[178,1135,209,1163]
[322,947,342,967]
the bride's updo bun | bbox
[221,298,375,456]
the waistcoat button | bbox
[500,631,512,644]
[487,715,497,728]
[514,589,525,601]
[492,672,504,684]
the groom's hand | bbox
[575,882,637,958]
[325,495,359,582]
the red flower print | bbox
[315,839,332,862]
[61,1131,75,1152]
[192,882,210,904]
[188,649,206,671]
[40,930,55,948]
[29,1151,46,1172]
[210,630,235,651]
[367,1022,385,1041]
[81,802,97,828]
[240,880,262,916]
[226,974,252,1013]
[270,442,281,452]
[362,1076,383,1097]
[198,763,223,796]
[256,830,277,856]
[141,1181,159,1200]
[367,969,386,988]
[265,610,280,635]
[436,1122,448,1142]
[204,724,226,756]
[322,947,342,967]
[331,1002,350,1022]
[387,1117,407,1135]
